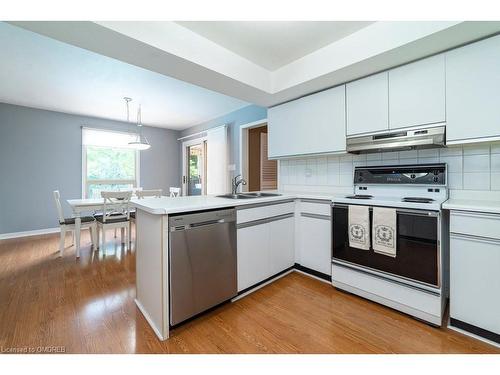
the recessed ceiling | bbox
[0,22,249,130]
[7,21,500,111]
[175,21,374,70]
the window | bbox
[82,128,139,198]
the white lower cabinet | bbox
[449,210,500,342]
[298,214,332,276]
[269,217,295,275]
[237,223,270,292]
[237,206,295,292]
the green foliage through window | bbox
[86,146,136,180]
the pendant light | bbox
[128,103,151,150]
[124,97,151,150]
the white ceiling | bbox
[13,21,500,109]
[5,21,500,125]
[0,22,249,130]
[175,21,374,70]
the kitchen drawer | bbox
[299,199,332,216]
[450,211,500,240]
[237,201,295,224]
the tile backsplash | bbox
[279,142,500,193]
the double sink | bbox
[216,192,282,200]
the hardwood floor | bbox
[0,231,498,354]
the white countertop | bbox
[442,199,500,215]
[132,193,303,215]
[133,190,466,215]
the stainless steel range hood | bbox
[346,124,446,154]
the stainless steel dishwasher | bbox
[168,208,237,326]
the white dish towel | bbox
[372,207,397,257]
[348,205,371,250]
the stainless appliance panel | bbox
[346,124,446,154]
[169,209,237,326]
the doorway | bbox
[182,139,207,196]
[242,124,277,191]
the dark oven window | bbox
[332,206,438,286]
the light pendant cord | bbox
[137,105,142,138]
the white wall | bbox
[279,142,500,194]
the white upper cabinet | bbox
[268,85,346,158]
[446,35,500,143]
[346,72,389,136]
[389,54,446,129]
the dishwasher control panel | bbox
[169,208,236,230]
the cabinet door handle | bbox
[451,232,500,246]
[300,213,331,220]
[237,213,294,229]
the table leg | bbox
[75,213,81,259]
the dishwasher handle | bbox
[189,218,226,228]
[169,208,236,232]
[170,218,228,231]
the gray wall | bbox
[179,104,267,176]
[0,103,181,234]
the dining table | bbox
[66,197,138,258]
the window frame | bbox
[81,128,140,199]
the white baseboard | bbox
[134,298,167,341]
[0,227,60,240]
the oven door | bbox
[332,204,440,287]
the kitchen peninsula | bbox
[133,193,317,340]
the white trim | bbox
[134,298,166,341]
[177,130,207,141]
[446,135,500,146]
[177,124,227,141]
[0,227,60,240]
[81,126,136,137]
[238,118,268,192]
[81,126,140,198]
[81,143,86,199]
[447,323,500,349]
[181,137,207,196]
[240,119,269,130]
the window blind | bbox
[82,127,136,148]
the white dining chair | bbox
[169,187,181,197]
[94,191,133,251]
[53,190,97,257]
[114,187,141,238]
[136,189,163,199]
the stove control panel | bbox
[353,163,446,185]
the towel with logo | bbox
[348,205,370,250]
[372,207,397,257]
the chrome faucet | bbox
[232,174,247,195]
